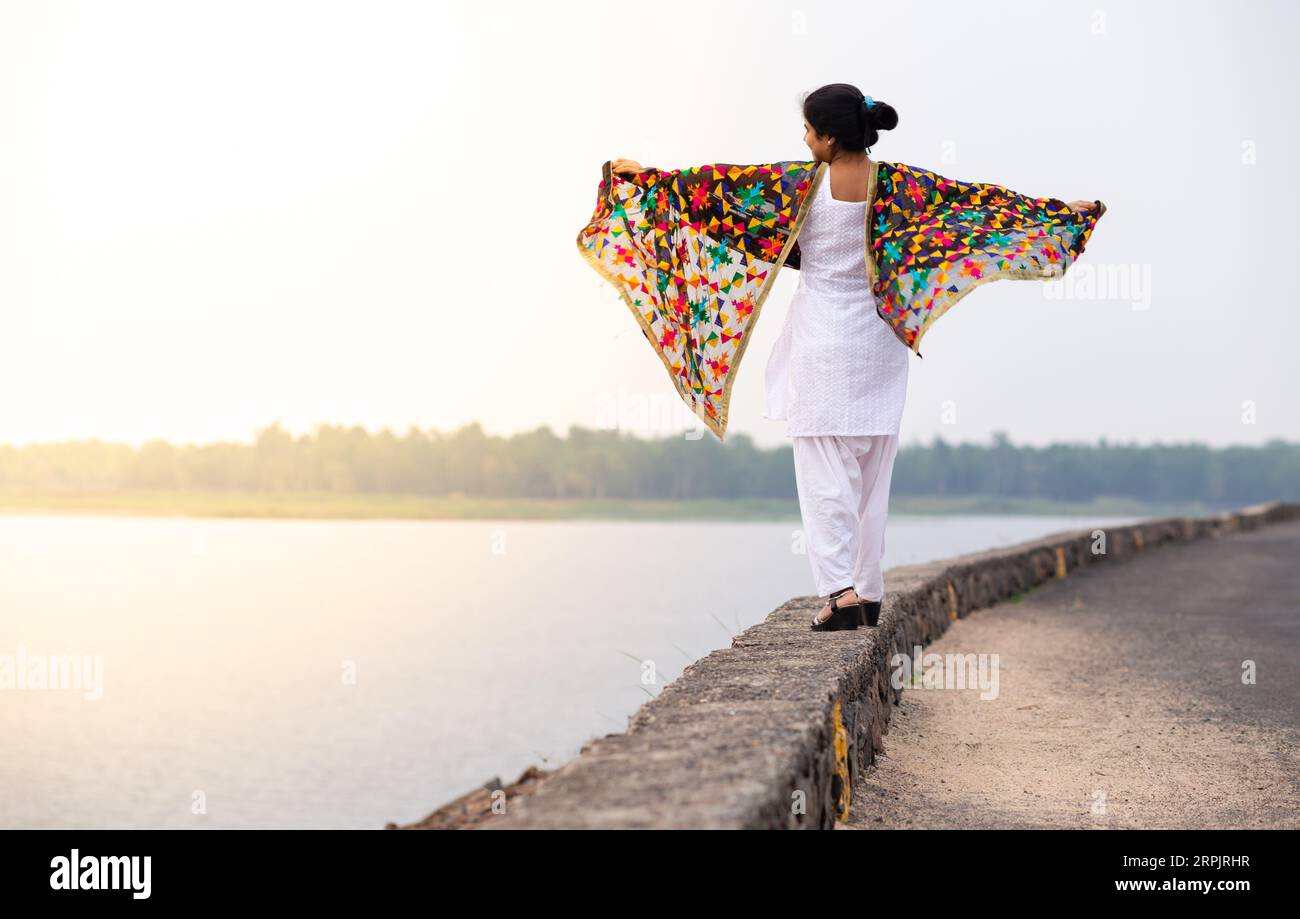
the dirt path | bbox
[844,519,1300,829]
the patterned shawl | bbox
[577,157,1105,440]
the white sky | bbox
[1,0,1295,449]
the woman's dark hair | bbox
[802,83,899,152]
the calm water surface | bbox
[0,512,1141,828]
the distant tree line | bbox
[1,423,1297,507]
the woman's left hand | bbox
[1066,199,1098,213]
[611,158,647,176]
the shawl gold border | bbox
[863,159,878,287]
[906,263,1063,355]
[710,160,827,440]
[576,159,827,442]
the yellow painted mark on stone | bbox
[832,699,851,822]
[1055,547,1067,578]
[947,580,959,620]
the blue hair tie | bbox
[863,95,875,110]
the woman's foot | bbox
[811,585,864,631]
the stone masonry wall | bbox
[489,502,1300,829]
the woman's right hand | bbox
[611,158,646,176]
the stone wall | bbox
[488,502,1300,829]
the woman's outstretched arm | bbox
[610,158,648,175]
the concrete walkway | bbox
[845,519,1300,829]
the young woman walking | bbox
[761,88,908,632]
[599,83,1102,633]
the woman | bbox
[609,83,1100,633]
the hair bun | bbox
[868,100,899,132]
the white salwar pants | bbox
[793,433,899,602]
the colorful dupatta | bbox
[577,157,1104,440]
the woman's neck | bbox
[827,150,870,167]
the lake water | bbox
[0,512,1142,828]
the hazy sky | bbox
[1,0,1295,449]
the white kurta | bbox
[762,172,910,437]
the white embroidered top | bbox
[762,167,910,437]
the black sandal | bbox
[858,598,883,628]
[810,585,864,632]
